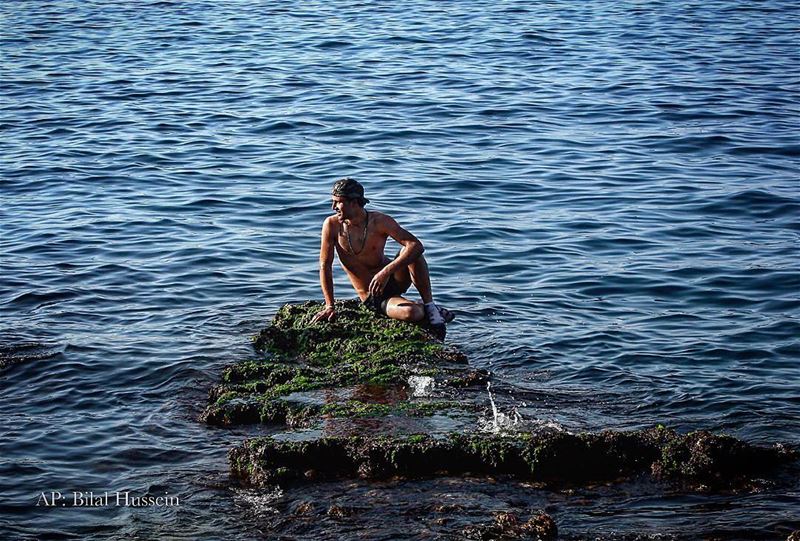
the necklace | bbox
[345,211,369,255]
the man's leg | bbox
[384,296,425,322]
[407,255,454,327]
[386,253,436,304]
[407,254,433,304]
[388,254,453,332]
[385,255,455,332]
[376,267,421,322]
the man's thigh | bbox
[384,296,421,321]
[385,251,412,291]
[390,266,412,292]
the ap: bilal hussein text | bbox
[37,491,179,507]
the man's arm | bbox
[312,217,336,322]
[368,214,424,298]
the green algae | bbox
[202,300,472,427]
[319,399,468,419]
[200,395,320,428]
[650,429,793,489]
[228,427,797,490]
[252,300,465,367]
[203,392,472,427]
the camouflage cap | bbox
[331,177,369,204]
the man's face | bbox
[331,196,357,221]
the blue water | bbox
[1,0,799,539]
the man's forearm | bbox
[320,266,335,307]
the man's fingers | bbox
[312,309,334,323]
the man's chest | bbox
[335,230,388,268]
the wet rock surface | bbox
[462,510,558,540]
[202,300,483,431]
[228,428,795,491]
[208,301,799,538]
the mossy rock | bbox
[213,302,797,496]
[252,300,466,367]
[228,427,796,490]
[202,393,475,428]
[651,429,794,490]
[200,396,320,428]
[202,300,478,428]
[462,511,558,540]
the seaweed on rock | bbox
[228,428,796,491]
[252,300,466,367]
[201,300,473,428]
[207,301,797,499]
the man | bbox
[311,178,454,339]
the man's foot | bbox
[428,322,446,341]
[424,302,455,326]
[438,306,455,323]
[423,303,453,341]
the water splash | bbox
[408,375,435,397]
[232,486,283,517]
[479,382,523,433]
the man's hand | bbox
[312,305,336,323]
[368,268,391,298]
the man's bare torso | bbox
[328,211,391,300]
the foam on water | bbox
[407,375,435,397]
[232,487,284,518]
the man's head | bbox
[331,177,369,207]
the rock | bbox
[327,504,355,519]
[210,301,797,502]
[201,300,474,428]
[228,427,795,491]
[523,512,558,539]
[651,429,794,490]
[293,501,314,515]
[252,300,466,367]
[461,510,557,540]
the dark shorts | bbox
[363,267,410,317]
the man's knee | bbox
[408,253,428,270]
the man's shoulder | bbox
[368,209,392,224]
[321,215,341,235]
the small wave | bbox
[313,40,352,49]
[6,290,79,310]
[520,31,564,44]
[248,119,324,134]
[729,144,800,157]
[692,189,799,219]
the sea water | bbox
[1,1,798,538]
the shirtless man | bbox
[311,178,453,339]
